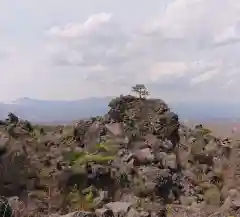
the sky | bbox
[0,0,240,102]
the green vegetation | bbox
[73,153,114,166]
[96,142,111,152]
[194,124,212,135]
[200,127,212,135]
[64,142,116,169]
[67,185,95,211]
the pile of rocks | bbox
[1,95,240,216]
[65,95,240,216]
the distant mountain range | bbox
[0,97,240,124]
[0,97,111,124]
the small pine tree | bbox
[132,84,149,99]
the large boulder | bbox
[0,138,39,198]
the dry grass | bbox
[184,120,240,140]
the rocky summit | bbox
[0,95,239,217]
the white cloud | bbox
[1,0,240,102]
[83,13,112,31]
[221,79,235,89]
[190,69,218,85]
[42,2,240,101]
[215,26,238,44]
[149,61,188,82]
[146,0,240,40]
[47,13,112,38]
[214,22,240,45]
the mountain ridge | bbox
[1,97,240,124]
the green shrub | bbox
[63,150,86,165]
[67,185,95,211]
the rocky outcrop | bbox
[0,95,240,216]
[0,137,39,198]
[63,96,240,216]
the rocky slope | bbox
[0,95,239,217]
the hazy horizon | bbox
[0,96,239,124]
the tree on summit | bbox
[132,84,149,99]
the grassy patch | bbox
[74,153,114,165]
[64,149,115,168]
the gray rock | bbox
[93,191,109,208]
[120,194,140,205]
[72,211,97,217]
[104,202,132,217]
[144,181,157,193]
[155,152,167,164]
[180,196,196,206]
[7,196,21,211]
[160,140,174,150]
[163,153,177,169]
[139,211,150,217]
[134,148,155,164]
[130,141,149,150]
[232,198,240,208]
[204,187,221,206]
[60,212,78,217]
[95,208,114,217]
[122,153,134,163]
[137,166,162,183]
[0,140,39,198]
[144,134,158,149]
[126,208,140,217]
[105,123,124,137]
[49,214,60,217]
[99,191,109,201]
[0,136,8,155]
[133,180,157,197]
[117,150,125,157]
[83,122,102,152]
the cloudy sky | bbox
[0,0,240,103]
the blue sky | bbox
[0,0,240,102]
